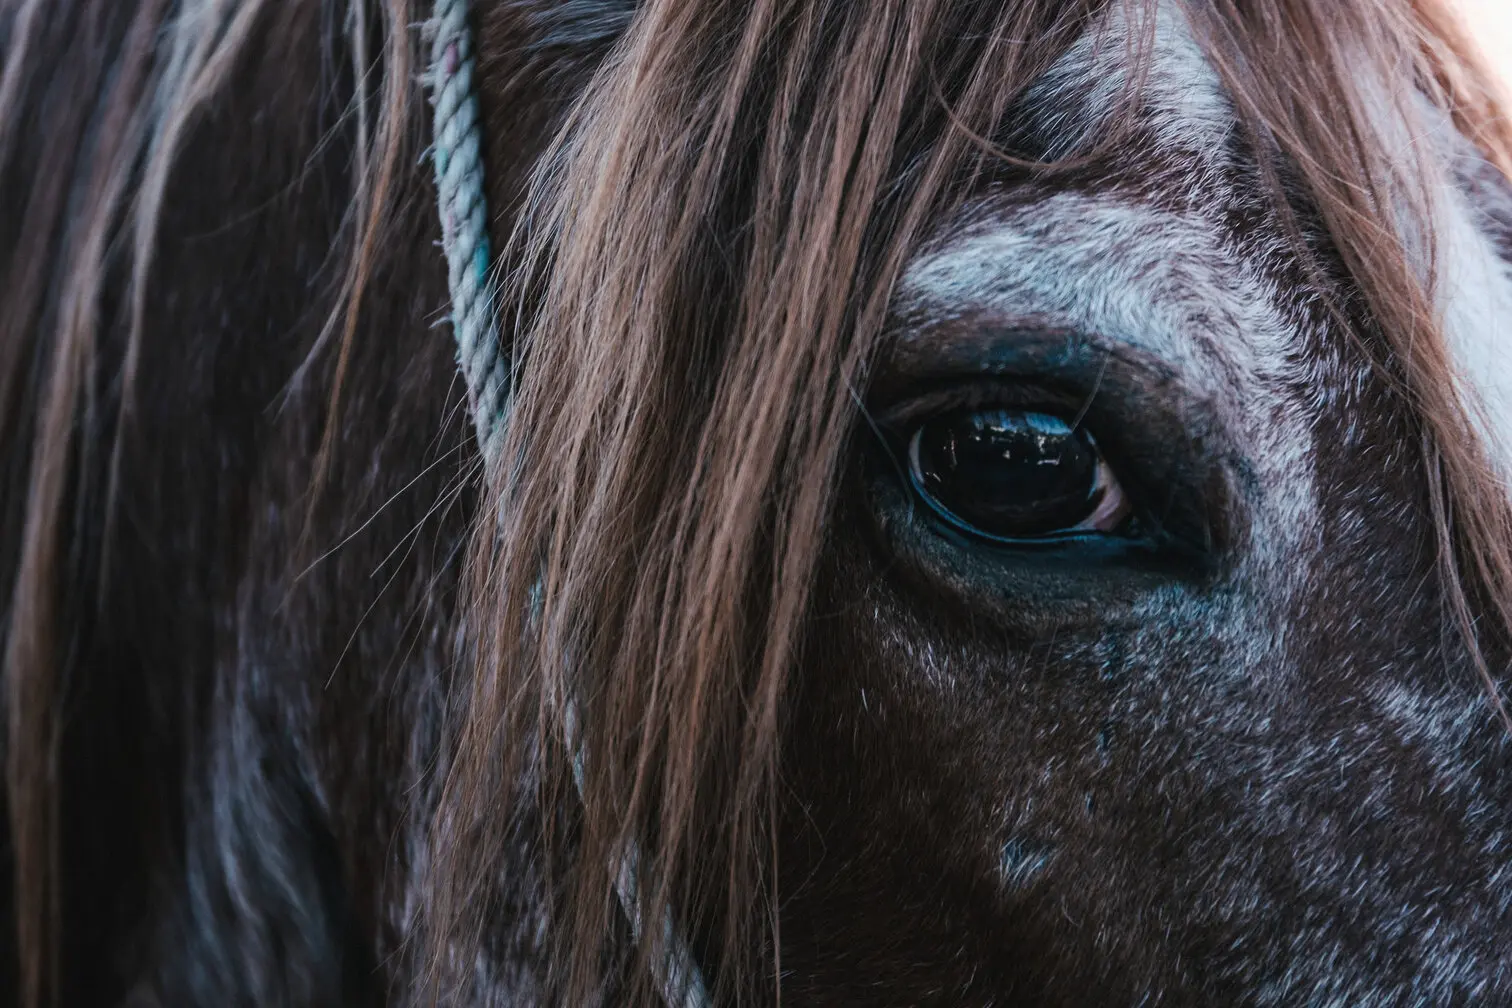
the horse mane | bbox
[1,0,1509,1005]
[0,1,423,1002]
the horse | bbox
[5,0,1512,1003]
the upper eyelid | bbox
[868,324,1147,406]
[869,377,1103,431]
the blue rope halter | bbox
[427,0,507,459]
[425,4,712,1004]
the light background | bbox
[1454,0,1512,100]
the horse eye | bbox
[906,409,1130,541]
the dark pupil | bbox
[911,410,1102,539]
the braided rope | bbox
[425,4,711,1005]
[428,0,508,457]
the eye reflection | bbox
[906,409,1130,541]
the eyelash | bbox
[873,379,1092,429]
